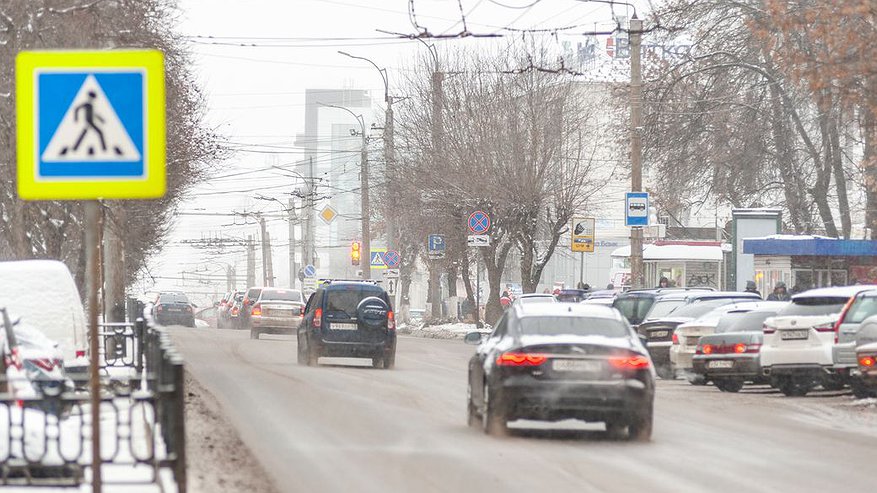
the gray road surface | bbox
[170,328,877,493]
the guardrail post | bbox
[172,358,187,493]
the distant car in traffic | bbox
[691,302,788,392]
[761,286,877,396]
[152,292,196,327]
[831,289,877,386]
[249,288,306,339]
[240,287,265,330]
[555,289,589,303]
[464,303,655,440]
[612,287,714,328]
[194,306,218,328]
[636,292,762,379]
[297,280,396,369]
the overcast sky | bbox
[142,0,647,299]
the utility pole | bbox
[429,66,444,319]
[303,157,315,269]
[247,235,256,288]
[385,95,395,251]
[260,216,269,286]
[103,207,126,323]
[629,16,645,290]
[265,230,275,287]
[288,198,297,289]
[360,119,371,281]
[226,264,235,292]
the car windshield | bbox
[779,297,848,317]
[261,289,303,302]
[644,299,686,320]
[845,296,877,324]
[716,311,778,333]
[519,316,628,338]
[613,297,654,325]
[159,293,189,304]
[324,286,384,318]
[668,299,739,319]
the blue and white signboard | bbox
[625,192,649,227]
[303,264,316,278]
[428,234,446,259]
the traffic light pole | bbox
[629,16,645,289]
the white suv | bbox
[761,286,876,396]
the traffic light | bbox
[351,241,361,265]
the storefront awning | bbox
[611,244,724,261]
[743,235,877,257]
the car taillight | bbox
[387,310,396,330]
[496,352,547,366]
[763,323,776,334]
[31,358,57,371]
[76,349,86,358]
[859,355,876,368]
[834,297,856,343]
[231,307,239,316]
[813,322,835,333]
[608,355,651,369]
[672,333,679,345]
[702,344,714,355]
[733,343,746,354]
[313,308,322,328]
[251,304,262,317]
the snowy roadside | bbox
[397,322,491,340]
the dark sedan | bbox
[692,304,786,392]
[153,292,195,327]
[465,303,655,440]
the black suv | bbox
[297,281,396,369]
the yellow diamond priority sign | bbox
[319,204,338,225]
[16,50,166,200]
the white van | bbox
[0,260,88,372]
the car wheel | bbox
[715,379,743,393]
[250,329,259,340]
[628,407,653,442]
[821,376,846,391]
[372,356,385,369]
[466,381,480,428]
[850,378,876,399]
[686,373,707,386]
[779,378,811,397]
[656,365,675,380]
[482,382,507,436]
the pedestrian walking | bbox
[744,280,762,298]
[766,281,791,301]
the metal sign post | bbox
[84,201,102,492]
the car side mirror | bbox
[464,331,484,345]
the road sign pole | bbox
[85,201,102,493]
[475,253,481,328]
[580,251,585,285]
[629,17,645,289]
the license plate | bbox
[331,323,357,331]
[686,338,700,346]
[552,359,602,372]
[708,360,734,369]
[167,308,181,312]
[781,329,809,340]
[650,330,669,338]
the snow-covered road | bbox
[170,327,877,493]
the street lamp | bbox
[338,51,397,252]
[318,102,371,281]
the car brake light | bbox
[76,349,86,358]
[496,352,547,366]
[813,322,835,333]
[387,310,396,330]
[763,323,776,334]
[313,308,322,328]
[702,344,714,355]
[251,304,262,317]
[608,355,651,369]
[859,355,876,368]
[672,333,679,345]
[834,296,856,343]
[733,343,746,354]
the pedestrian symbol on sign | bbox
[41,75,141,162]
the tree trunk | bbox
[483,241,514,325]
[460,250,474,302]
[865,104,877,239]
[768,84,808,233]
[445,262,458,298]
[828,110,851,238]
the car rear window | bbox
[159,293,189,304]
[644,299,686,320]
[613,297,654,325]
[520,296,555,304]
[779,297,848,316]
[845,296,877,324]
[324,286,385,318]
[519,316,628,338]
[716,311,778,333]
[261,289,303,302]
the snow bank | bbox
[398,322,491,340]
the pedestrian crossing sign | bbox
[16,50,166,200]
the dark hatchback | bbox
[465,303,655,440]
[297,281,396,369]
[153,292,195,327]
[692,304,785,392]
[612,287,714,328]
